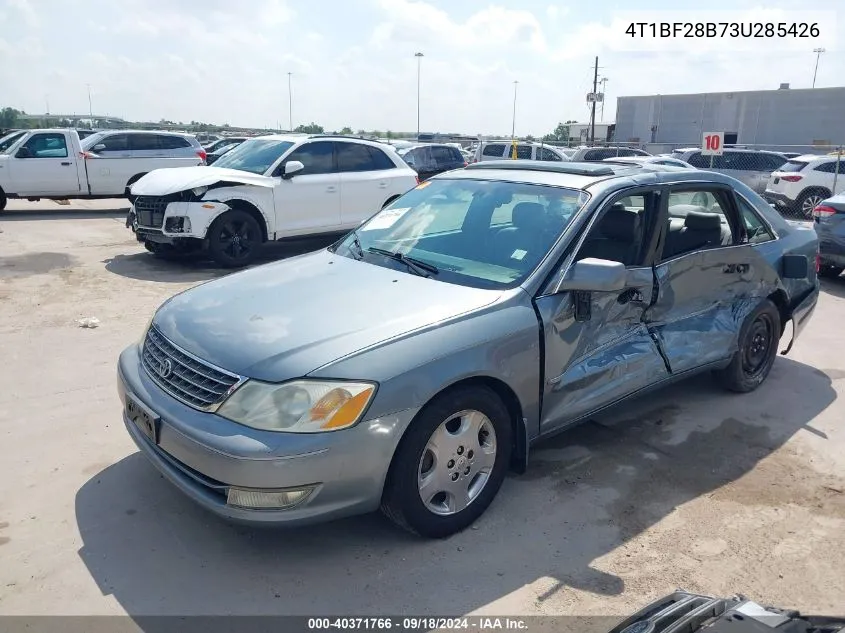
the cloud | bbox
[4,0,39,28]
[371,0,546,52]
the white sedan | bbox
[603,155,695,168]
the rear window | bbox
[780,160,808,173]
[158,135,191,150]
[482,143,506,157]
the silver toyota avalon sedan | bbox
[118,161,819,537]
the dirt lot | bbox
[1,199,844,618]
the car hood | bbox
[151,250,503,381]
[130,166,274,196]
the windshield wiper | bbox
[366,247,439,277]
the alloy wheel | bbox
[219,219,255,260]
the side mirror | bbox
[556,258,628,293]
[282,160,305,179]
[92,143,106,152]
[15,146,32,158]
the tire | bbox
[715,299,780,393]
[381,385,512,538]
[207,209,262,268]
[819,265,844,279]
[382,196,399,209]
[795,188,830,219]
[0,189,6,212]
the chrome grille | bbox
[142,326,241,410]
[134,196,169,228]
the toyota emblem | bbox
[157,358,172,379]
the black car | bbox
[397,143,466,181]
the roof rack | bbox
[465,160,617,177]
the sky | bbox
[0,0,843,136]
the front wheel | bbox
[715,299,780,393]
[381,385,512,538]
[207,210,262,268]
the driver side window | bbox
[575,194,655,267]
[285,141,336,175]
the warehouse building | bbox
[614,85,845,153]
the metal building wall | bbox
[615,87,845,151]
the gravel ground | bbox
[0,199,843,619]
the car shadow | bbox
[0,209,130,221]
[102,236,339,284]
[75,357,838,616]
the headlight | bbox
[217,380,377,433]
[192,186,208,197]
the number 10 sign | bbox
[701,132,724,156]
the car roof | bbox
[791,154,836,163]
[676,146,785,156]
[96,129,195,137]
[440,159,729,190]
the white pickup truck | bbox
[0,129,204,211]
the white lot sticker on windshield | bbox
[361,207,411,231]
[511,249,528,261]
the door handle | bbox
[378,182,388,189]
[326,186,337,193]
[61,162,72,166]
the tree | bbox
[0,107,23,129]
[524,134,535,142]
[339,126,353,135]
[294,122,324,134]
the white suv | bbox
[127,135,418,267]
[764,154,845,218]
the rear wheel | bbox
[381,385,511,538]
[795,189,829,219]
[207,210,262,268]
[0,189,6,212]
[819,265,844,279]
[715,299,780,393]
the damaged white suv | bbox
[127,135,418,267]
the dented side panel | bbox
[536,266,669,434]
[647,245,782,374]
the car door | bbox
[273,140,341,234]
[337,142,397,227]
[534,188,669,433]
[10,132,81,195]
[645,184,770,374]
[90,133,130,158]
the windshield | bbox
[333,178,589,289]
[211,138,294,174]
[0,131,26,154]
[79,132,106,150]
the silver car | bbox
[671,147,787,194]
[118,160,819,537]
[81,130,206,162]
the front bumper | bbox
[117,345,419,525]
[127,200,231,241]
[763,190,795,208]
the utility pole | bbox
[287,72,293,131]
[600,77,608,122]
[86,84,93,119]
[415,52,424,138]
[511,80,519,140]
[45,94,49,115]
[812,48,825,88]
[590,56,598,144]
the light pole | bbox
[511,80,519,141]
[812,48,825,88]
[287,72,293,131]
[86,84,92,119]
[415,52,424,138]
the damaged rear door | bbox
[645,184,780,374]
[535,187,669,434]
